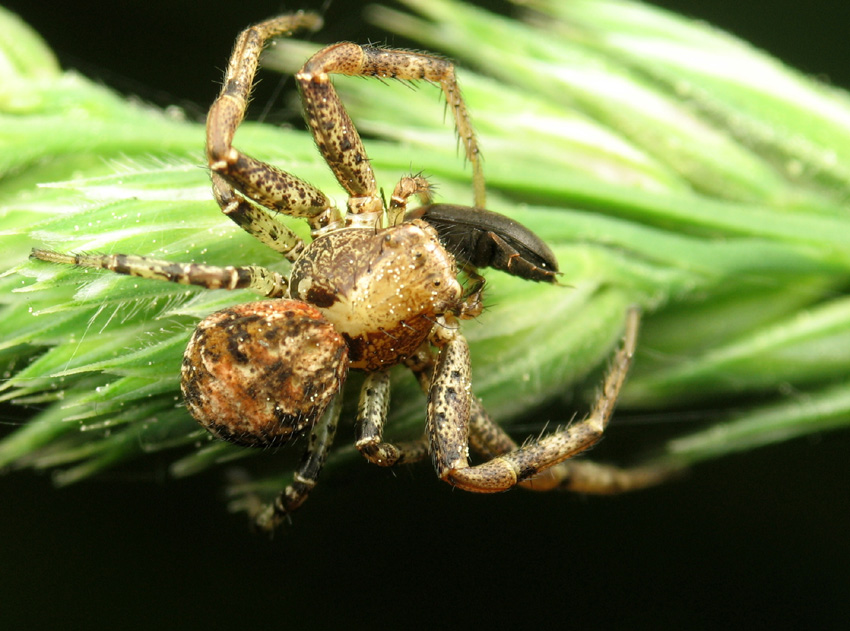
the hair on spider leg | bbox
[520,420,552,448]
[509,407,587,437]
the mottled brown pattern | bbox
[426,332,472,477]
[354,371,430,467]
[296,40,485,210]
[206,12,340,248]
[297,67,375,200]
[181,301,347,447]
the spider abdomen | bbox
[181,300,348,447]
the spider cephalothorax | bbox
[32,13,670,532]
[288,220,465,371]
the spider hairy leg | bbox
[255,393,343,532]
[467,384,677,493]
[295,47,380,221]
[208,12,323,157]
[206,13,341,236]
[405,329,673,493]
[211,174,305,261]
[435,309,674,493]
[30,249,288,297]
[298,42,485,215]
[443,310,639,492]
[424,320,474,480]
[354,371,429,466]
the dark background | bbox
[2,1,849,629]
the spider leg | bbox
[406,340,514,461]
[443,311,639,491]
[297,43,486,222]
[521,459,678,493]
[211,174,305,262]
[206,14,343,242]
[30,249,287,297]
[422,319,474,480]
[255,392,343,532]
[354,371,429,466]
[466,388,676,493]
[430,309,675,492]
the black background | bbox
[2,1,849,629]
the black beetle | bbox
[408,204,559,283]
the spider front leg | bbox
[424,318,475,482]
[466,384,676,494]
[443,311,639,492]
[207,13,342,246]
[297,42,486,219]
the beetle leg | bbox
[481,230,558,284]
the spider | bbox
[32,13,670,531]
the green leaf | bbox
[1,0,848,508]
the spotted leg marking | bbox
[206,13,342,239]
[297,42,485,221]
[211,174,304,262]
[436,309,675,492]
[255,393,343,532]
[30,249,288,298]
[354,371,429,467]
[424,320,474,481]
[439,310,638,491]
[466,392,677,493]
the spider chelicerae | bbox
[32,13,670,531]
